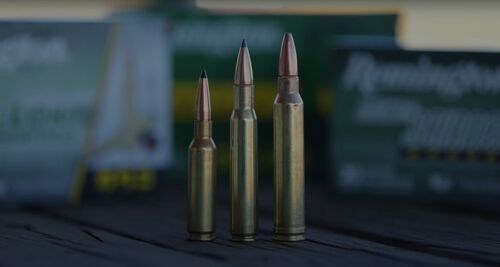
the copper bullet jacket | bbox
[230,40,258,241]
[188,70,217,241]
[278,33,298,77]
[273,33,305,242]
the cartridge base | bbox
[231,234,256,242]
[274,233,305,242]
[188,233,214,241]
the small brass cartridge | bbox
[187,70,217,241]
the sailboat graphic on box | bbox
[73,21,172,199]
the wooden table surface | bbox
[1,182,499,267]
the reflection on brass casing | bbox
[273,76,305,241]
[230,84,258,241]
[188,120,217,241]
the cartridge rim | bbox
[188,233,215,241]
[273,233,305,242]
[231,234,256,242]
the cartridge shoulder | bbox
[230,109,257,120]
[189,138,217,150]
[274,92,303,105]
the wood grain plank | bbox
[37,184,482,267]
[0,210,218,267]
[297,185,500,266]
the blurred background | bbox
[1,0,499,205]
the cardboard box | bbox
[332,44,500,200]
[167,12,397,181]
[0,18,173,204]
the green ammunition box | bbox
[332,45,500,201]
[165,11,397,181]
[0,18,173,204]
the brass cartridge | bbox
[230,40,258,241]
[188,70,217,241]
[273,33,305,241]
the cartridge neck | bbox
[278,76,299,95]
[233,84,254,110]
[194,120,212,139]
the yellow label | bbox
[94,170,156,193]
[174,80,275,122]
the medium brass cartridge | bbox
[230,39,258,241]
[273,33,305,241]
[187,70,217,241]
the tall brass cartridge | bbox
[188,70,217,241]
[273,33,305,241]
[230,39,258,241]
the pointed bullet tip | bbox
[234,39,253,84]
[195,70,211,121]
[279,32,298,76]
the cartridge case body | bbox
[273,76,305,241]
[230,84,258,241]
[188,120,216,241]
